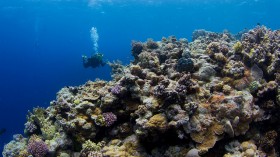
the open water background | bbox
[0,0,279,153]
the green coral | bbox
[94,115,106,126]
[82,140,103,152]
[27,107,46,123]
[41,121,57,140]
[80,140,104,157]
[26,107,58,140]
[58,152,70,157]
[249,48,255,58]
[73,99,80,105]
[249,81,260,93]
[18,149,30,157]
[233,41,243,53]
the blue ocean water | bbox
[0,0,279,153]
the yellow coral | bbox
[241,141,257,151]
[146,114,167,131]
[212,123,224,135]
[191,123,223,154]
[249,48,254,57]
[82,140,102,151]
[103,139,140,157]
[234,122,250,136]
[130,65,143,77]
[190,132,205,144]
[222,85,232,95]
[94,115,105,126]
[214,53,227,62]
[244,148,255,157]
[197,132,218,154]
[206,42,220,56]
[18,149,30,157]
[233,41,243,53]
[73,99,80,105]
[41,122,56,140]
[94,107,102,114]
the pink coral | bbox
[103,112,117,127]
[27,136,49,157]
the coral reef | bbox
[107,60,125,81]
[3,26,280,157]
[2,135,28,157]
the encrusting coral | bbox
[3,25,280,157]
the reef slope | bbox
[3,26,280,157]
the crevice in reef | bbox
[139,128,188,154]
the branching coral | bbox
[80,140,103,157]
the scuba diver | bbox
[82,52,106,69]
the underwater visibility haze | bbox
[1,0,280,156]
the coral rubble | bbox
[3,26,280,157]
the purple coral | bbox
[153,84,166,97]
[111,84,122,95]
[102,112,117,127]
[153,80,170,97]
[28,136,49,157]
[175,84,187,96]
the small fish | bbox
[0,128,6,136]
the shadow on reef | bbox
[2,25,280,157]
[138,126,187,153]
